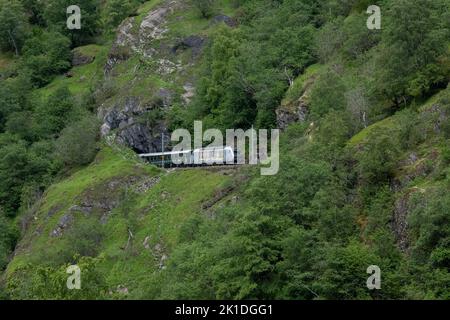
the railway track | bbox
[160,164,249,172]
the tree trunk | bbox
[7,29,19,56]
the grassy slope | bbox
[6,144,233,297]
[37,44,109,98]
[348,87,450,194]
[281,64,323,108]
[0,52,15,72]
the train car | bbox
[193,146,234,165]
[139,149,192,167]
[139,146,234,167]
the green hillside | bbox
[5,146,235,299]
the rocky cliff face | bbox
[276,93,310,130]
[276,73,317,130]
[98,0,198,154]
[98,96,170,153]
[105,0,183,73]
[97,1,239,154]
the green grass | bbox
[281,64,323,108]
[347,116,397,146]
[100,167,231,294]
[135,169,230,247]
[348,87,450,147]
[37,44,108,98]
[0,52,15,72]
[100,53,179,110]
[167,6,211,38]
[418,87,450,112]
[134,0,163,26]
[95,0,242,112]
[6,143,232,297]
[41,147,154,211]
[6,146,157,271]
[74,44,104,58]
[167,0,239,38]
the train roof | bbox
[139,150,191,157]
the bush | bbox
[21,31,71,87]
[104,0,135,29]
[356,127,401,188]
[6,256,107,299]
[309,71,346,118]
[55,115,99,167]
[0,135,55,216]
[43,0,100,46]
[0,140,31,215]
[35,86,76,137]
[0,0,29,55]
[0,74,33,132]
[408,189,450,266]
[192,0,216,18]
[0,213,17,270]
[64,218,105,260]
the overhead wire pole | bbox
[161,133,164,168]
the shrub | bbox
[0,0,29,55]
[21,31,71,87]
[55,115,99,168]
[0,213,17,269]
[43,0,100,46]
[309,71,346,118]
[192,0,216,18]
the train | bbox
[139,146,235,167]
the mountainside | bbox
[0,0,449,300]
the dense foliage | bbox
[0,0,108,283]
[162,0,450,299]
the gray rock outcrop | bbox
[72,49,95,66]
[211,14,238,28]
[105,0,182,73]
[276,89,310,130]
[172,35,205,57]
[276,74,317,129]
[99,96,170,153]
[50,214,74,237]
